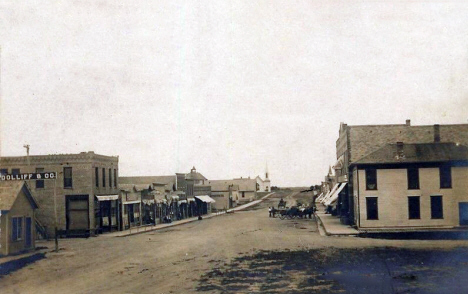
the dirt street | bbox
[1,190,468,293]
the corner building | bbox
[335,120,468,225]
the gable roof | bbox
[352,142,468,166]
[119,176,176,185]
[207,180,240,192]
[211,178,256,192]
[0,181,38,211]
[119,176,176,191]
[185,171,207,181]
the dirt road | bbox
[1,190,468,293]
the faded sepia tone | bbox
[1,1,468,293]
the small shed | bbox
[0,181,39,256]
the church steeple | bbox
[265,162,269,179]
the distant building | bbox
[255,164,271,192]
[118,176,180,225]
[351,142,468,232]
[0,152,119,237]
[229,177,258,202]
[0,181,39,256]
[207,180,239,210]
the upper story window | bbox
[36,168,44,189]
[0,168,8,176]
[12,168,20,175]
[64,167,73,188]
[440,165,452,189]
[407,168,419,190]
[114,169,117,187]
[102,168,106,187]
[95,167,99,188]
[365,168,377,190]
[109,168,112,188]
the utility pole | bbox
[54,176,58,252]
[23,144,30,166]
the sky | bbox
[1,0,468,187]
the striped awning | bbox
[195,195,216,203]
[96,195,119,201]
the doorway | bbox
[459,202,468,226]
[66,195,90,234]
[25,217,32,248]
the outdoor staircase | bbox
[35,219,48,240]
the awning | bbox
[171,195,180,201]
[96,195,119,201]
[333,155,344,170]
[195,195,216,203]
[187,197,195,203]
[320,184,339,204]
[142,199,155,205]
[324,183,347,206]
[123,200,141,205]
[178,200,187,205]
[315,192,324,201]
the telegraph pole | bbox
[54,174,58,252]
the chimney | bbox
[405,119,411,126]
[434,124,440,142]
[396,142,404,159]
[396,142,404,152]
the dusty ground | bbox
[1,190,468,293]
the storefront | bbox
[194,195,216,215]
[142,199,156,225]
[121,200,141,229]
[95,195,119,233]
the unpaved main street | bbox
[1,190,468,293]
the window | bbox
[102,168,106,187]
[0,169,7,176]
[440,165,452,189]
[114,169,117,187]
[95,167,99,188]
[109,168,112,188]
[12,217,23,241]
[431,196,443,219]
[366,197,378,220]
[408,196,420,219]
[12,168,20,175]
[64,167,73,188]
[365,168,377,190]
[36,168,44,188]
[407,168,419,190]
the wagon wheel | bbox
[280,214,286,220]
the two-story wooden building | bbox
[350,142,468,232]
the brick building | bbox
[334,120,468,225]
[0,152,119,237]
